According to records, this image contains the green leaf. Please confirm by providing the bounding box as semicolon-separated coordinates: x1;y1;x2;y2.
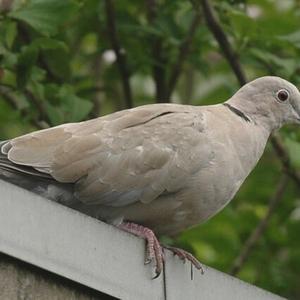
249;48;297;77
32;37;68;51
45;85;92;125
0;69;16;87
278;30;300;49
0;20;17;50
285;138;300;168
0;49;18;69
5;20;17;49
30;66;47;82
228;9;257;39
66;95;93;122
16;44;38;89
45;103;64;125
58;85;93;122
32;37;70;80
42;47;71;80
9;0;79;36
122;24;163;37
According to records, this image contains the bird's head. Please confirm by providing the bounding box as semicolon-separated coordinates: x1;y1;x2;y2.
227;76;300;131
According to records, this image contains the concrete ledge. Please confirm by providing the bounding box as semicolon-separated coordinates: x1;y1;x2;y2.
0;179;285;300
0;253;114;299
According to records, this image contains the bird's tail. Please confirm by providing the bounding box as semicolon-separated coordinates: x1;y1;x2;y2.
0;140;76;206
0;140;51;178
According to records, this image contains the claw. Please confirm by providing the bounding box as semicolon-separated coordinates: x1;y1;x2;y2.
118;222;165;278
117;222;204;279
152;270;161;279
164;246;204;274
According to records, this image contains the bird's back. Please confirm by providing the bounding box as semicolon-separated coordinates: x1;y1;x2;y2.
0;102;270;235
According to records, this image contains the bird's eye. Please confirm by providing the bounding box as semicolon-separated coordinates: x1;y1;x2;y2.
276;89;290;102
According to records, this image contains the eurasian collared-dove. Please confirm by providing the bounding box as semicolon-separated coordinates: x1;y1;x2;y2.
1;76;300;276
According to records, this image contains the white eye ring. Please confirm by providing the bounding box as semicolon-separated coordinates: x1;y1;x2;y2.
276;89;290;102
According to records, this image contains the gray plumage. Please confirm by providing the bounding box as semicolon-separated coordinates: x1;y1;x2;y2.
1;76;300;236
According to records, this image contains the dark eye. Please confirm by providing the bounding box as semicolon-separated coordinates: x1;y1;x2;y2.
276;89;289;102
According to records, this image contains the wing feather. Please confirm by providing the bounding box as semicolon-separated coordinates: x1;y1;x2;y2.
3;104;209;207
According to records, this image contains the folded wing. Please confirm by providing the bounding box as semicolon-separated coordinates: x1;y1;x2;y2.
1;104;210;207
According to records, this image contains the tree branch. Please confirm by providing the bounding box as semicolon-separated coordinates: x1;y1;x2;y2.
24;89;51;126
270;135;300;186
145;0;157;22
0;86;45;129
145;0;168;103
105;0;133;108
88;52;104;119
192;0;300;187
192;0;246;86
191;0;300;275
229;174;289;276
166;14;201;99
153;40;168;102
17;24;62;83
0;85;18;109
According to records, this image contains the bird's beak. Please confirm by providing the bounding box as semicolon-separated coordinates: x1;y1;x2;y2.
291;98;300;124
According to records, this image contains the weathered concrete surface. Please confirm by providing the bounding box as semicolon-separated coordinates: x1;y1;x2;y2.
0;253;115;300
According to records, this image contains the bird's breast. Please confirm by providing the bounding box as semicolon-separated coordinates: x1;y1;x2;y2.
136;116;270;236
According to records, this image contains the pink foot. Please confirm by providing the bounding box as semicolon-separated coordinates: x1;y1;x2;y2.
118;222;204;278
118;222;164;278
164;246;204;274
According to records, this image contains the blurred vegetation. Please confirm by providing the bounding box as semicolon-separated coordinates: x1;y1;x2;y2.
0;0;300;298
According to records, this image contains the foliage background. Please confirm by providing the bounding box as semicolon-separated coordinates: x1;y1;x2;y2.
0;0;300;298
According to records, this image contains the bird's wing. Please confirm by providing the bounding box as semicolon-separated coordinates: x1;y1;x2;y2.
2;104;212;207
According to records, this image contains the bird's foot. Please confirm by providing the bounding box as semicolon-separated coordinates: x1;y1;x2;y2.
164;246;204;274
118;222;164;278
118;222;204;278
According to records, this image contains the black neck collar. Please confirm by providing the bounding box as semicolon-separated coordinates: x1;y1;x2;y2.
223;103;251;123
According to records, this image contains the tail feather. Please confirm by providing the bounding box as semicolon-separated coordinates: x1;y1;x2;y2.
0;140;51;178
0;140;76;206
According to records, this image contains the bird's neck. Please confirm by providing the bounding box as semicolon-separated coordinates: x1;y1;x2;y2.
226;97;281;133
218;101;272;177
